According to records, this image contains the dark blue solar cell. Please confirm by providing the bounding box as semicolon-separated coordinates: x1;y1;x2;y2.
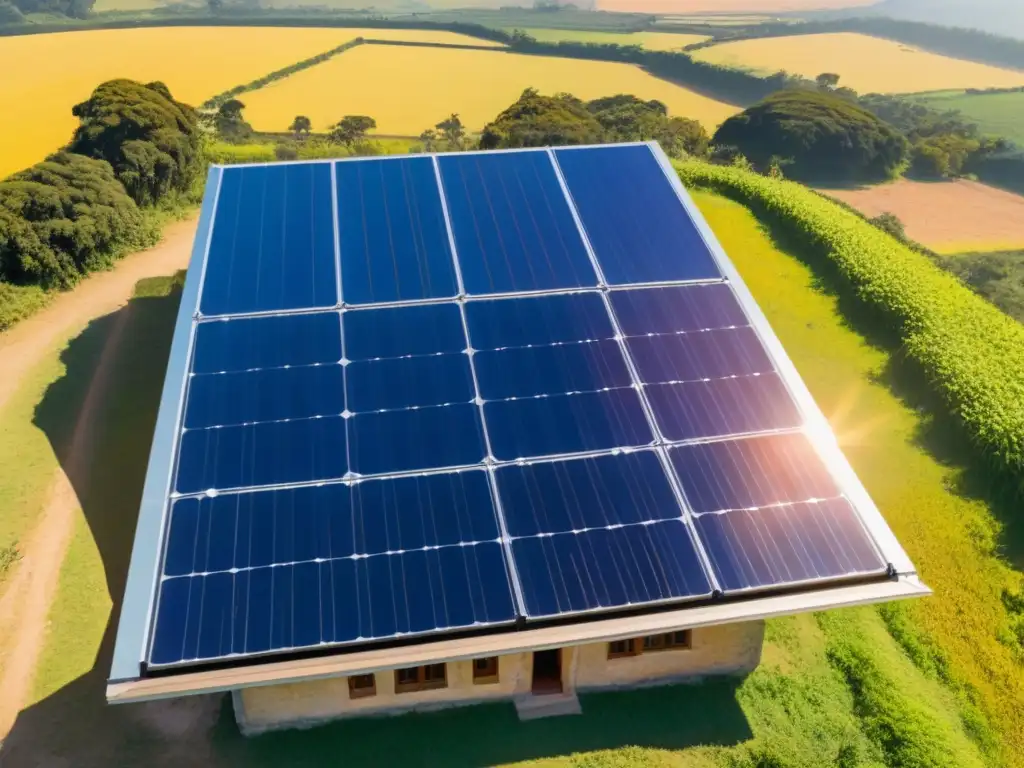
193;313;341;375
610;284;747;336
185;364;344;429
465;293;613;350
176;416;347;493
344;303;466;361
496;452;681;537
336;157;458;304
320;543;516;643
438;151;595;294
670;434;841;514
646;373;802;442
347;353;473;412
554;145;721;285
349;403;486;475
694;498;885;592
511;521;712;618
485;389;653;461
201;163;337;316
474;340;631;400
626;327;774;384
150;572;238;665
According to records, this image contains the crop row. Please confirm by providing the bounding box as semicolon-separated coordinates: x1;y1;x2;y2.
676;160;1024;492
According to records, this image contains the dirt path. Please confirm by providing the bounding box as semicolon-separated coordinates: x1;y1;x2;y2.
0;215;198;739
0;216;200;415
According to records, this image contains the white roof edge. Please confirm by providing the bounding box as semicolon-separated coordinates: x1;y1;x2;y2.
107;575;929;705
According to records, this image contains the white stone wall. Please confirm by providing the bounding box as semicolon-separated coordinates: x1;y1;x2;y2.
235;621;764;734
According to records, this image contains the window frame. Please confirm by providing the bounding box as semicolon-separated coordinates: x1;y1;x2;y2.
472;656;500;685
609;631;693;659
394;663;448;694
347;673;376;699
607;638;641;659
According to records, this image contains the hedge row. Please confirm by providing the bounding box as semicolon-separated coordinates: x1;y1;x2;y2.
676;160;1024;491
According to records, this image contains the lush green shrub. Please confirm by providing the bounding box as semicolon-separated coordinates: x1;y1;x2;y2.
480;88;606;149
0;281;49;332
0;152;156;288
677;160;1024;491
69;79;203;207
713;90;909;182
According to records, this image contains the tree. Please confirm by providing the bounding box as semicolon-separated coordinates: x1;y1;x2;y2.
656;117;710;159
418;129;438;152
289;115;312;138
816;72;841;91
436;114;466;150
69;79;203;206
869;212;908;243
329;115;376;146
712;90;909;182
0;152;152;288
218;99;245;121
587;95;668;142
214;98;253;142
480;89;604;149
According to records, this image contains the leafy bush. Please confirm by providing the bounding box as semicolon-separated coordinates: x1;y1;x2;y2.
0;282;49;332
713;90;909;182
868;212;908;243
69;79;203;207
677;161;1024;491
480;88;605;149
0;152;156;288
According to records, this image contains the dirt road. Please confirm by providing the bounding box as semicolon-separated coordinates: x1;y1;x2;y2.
0;215;199;739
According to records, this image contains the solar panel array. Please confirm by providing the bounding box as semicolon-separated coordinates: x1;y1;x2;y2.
147;143;887;669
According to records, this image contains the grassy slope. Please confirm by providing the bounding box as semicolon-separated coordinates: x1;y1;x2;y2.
909;90;1024;145
1;192;999;768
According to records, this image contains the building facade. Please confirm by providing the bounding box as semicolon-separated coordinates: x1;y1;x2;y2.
233;620;766;735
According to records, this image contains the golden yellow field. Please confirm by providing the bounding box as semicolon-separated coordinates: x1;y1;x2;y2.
514;29;710;50
243;45;741;136
694;33;1024;93
0;27;502;179
598;0;876;10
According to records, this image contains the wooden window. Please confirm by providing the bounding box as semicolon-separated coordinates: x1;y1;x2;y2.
643;630;693;652
607;639;641;659
348;673;376;699
473;656;499;684
394;663;448;694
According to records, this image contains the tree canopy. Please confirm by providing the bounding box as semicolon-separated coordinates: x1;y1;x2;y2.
68;79;203;206
289;115;312;136
0;152;152;288
330;115;376;146
479;89;709;158
713;89;909;182
215;98;254;142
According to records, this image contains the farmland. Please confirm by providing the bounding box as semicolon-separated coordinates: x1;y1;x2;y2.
821;178;1024;253
693;33;1024;93
909;89;1024;145
241;45;741;136
510;29;709;50
0;27;501;179
596;0;877;11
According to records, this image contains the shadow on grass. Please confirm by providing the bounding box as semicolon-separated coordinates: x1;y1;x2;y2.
1;274;753;767
750;212;1024;571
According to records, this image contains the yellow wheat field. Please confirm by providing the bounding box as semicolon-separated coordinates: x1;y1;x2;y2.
0;27;502;179
514;29;710;50
243;45;741;136
694;33;1024;93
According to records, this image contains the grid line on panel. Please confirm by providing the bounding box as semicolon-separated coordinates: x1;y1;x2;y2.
330;162;344;307
338;310;354;480
433;154;529;621
548;146;723;596
644;143;894;573
145;169;225;666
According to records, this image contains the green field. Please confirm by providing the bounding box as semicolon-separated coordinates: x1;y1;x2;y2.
909;89;1024;144
506;28;710;50
3;188;1019;766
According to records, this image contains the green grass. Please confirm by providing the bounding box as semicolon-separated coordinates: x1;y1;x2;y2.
909;90;1024;145
206;137;418;165
0;192;1007;768
0;282;51;333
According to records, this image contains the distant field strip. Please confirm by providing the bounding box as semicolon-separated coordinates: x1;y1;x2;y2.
0;26;502;179
822;179;1024;254
242;44;741;135
909;90;1024;144
693;33;1024;94
510;28;710;50
597;0;876;11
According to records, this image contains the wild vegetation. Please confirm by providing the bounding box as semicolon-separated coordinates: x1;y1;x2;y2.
677;161;1024;490
936;249;1024;326
712;90;909;182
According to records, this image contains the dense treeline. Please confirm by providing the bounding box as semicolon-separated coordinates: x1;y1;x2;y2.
479;89;709;157
0;79;201;322
713;90;909;182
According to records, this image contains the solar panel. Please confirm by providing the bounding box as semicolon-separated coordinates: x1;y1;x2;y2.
131;142;900;673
